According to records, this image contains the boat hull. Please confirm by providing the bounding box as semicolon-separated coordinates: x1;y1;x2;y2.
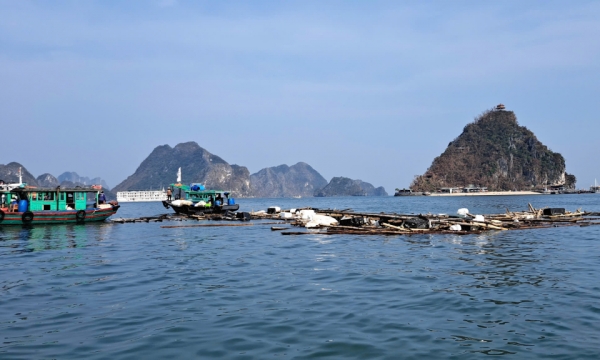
0;206;120;226
162;201;239;215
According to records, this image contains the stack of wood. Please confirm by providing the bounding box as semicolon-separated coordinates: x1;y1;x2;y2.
281;204;600;236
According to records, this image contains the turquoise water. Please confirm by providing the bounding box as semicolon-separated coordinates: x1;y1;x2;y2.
1;195;599;359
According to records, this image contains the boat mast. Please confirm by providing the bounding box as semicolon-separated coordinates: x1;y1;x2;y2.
176;167;182;199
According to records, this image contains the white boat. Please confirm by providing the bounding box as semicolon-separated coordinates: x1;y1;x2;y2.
116;189;167;202
591;179;600;194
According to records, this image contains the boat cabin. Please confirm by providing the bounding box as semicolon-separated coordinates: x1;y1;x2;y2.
394;188;412;195
1;187;101;213
170;183;234;206
549;184;565;192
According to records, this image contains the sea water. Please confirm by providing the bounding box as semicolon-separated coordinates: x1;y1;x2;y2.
1;195;599;359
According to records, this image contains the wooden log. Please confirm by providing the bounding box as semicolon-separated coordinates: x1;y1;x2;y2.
271;227;289;231
161;223;254;229
381;223;411;232
282;231;327;235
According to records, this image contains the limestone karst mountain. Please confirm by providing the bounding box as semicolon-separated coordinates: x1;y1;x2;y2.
57;172;110;190
112;142;252;197
250;162;328;198
36;173;59;187
0;162;38;186
410;108;574;192
315;177;388;197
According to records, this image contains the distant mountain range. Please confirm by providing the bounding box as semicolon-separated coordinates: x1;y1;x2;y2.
112;141;387;197
1;142;388;199
57;172;110;189
0;162;115;199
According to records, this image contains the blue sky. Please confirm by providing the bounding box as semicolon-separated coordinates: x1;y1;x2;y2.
2;1;600;192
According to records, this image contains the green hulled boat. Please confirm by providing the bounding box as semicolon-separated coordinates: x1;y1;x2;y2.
162;182;239;215
0;178;120;226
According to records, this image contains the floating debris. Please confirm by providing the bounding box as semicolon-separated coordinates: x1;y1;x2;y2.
111;203;600;237
277;203;600;235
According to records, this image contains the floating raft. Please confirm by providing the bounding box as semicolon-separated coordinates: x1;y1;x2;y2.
111;204;600;237
280;204;600;236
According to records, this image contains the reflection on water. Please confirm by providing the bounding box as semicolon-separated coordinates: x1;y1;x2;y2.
444;231;557;290
0;223;113;253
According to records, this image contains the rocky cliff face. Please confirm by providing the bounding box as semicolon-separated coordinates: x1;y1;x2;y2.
112;142;252;197
250;162;328;198
36;173;59;187
0;162;38;186
411;109;569;192
315;177;388;197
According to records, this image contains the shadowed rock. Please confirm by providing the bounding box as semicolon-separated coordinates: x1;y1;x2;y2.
315;177;388;197
250;162;328;198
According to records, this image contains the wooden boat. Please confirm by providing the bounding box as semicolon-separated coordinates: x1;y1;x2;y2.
0;178;119;226
162;183;239;215
394;188;430;196
394;188;413;196
160;168;239;215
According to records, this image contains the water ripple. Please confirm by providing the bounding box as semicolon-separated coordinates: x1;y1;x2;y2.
1;197;600;359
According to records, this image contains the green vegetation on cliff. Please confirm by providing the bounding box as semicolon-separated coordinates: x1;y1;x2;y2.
411;109;571;192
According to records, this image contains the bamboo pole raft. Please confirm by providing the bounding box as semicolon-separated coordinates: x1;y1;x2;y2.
278;204;600;236
111;204;600;236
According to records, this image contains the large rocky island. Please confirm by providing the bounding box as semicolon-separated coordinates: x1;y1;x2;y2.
250;162;328;198
315;177;388;197
411;107;575;192
112;142;253;197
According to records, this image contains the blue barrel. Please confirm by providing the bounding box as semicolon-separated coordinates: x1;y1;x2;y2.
228;198;235;205
215;200;222;206
18;199;28;212
191;185;200;191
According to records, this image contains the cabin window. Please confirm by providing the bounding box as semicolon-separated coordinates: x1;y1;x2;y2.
43;204;51;210
42;192;55;201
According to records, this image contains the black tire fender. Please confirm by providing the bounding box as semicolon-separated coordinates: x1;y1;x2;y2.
0;210;5;222
22;211;34;223
76;210;86;222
